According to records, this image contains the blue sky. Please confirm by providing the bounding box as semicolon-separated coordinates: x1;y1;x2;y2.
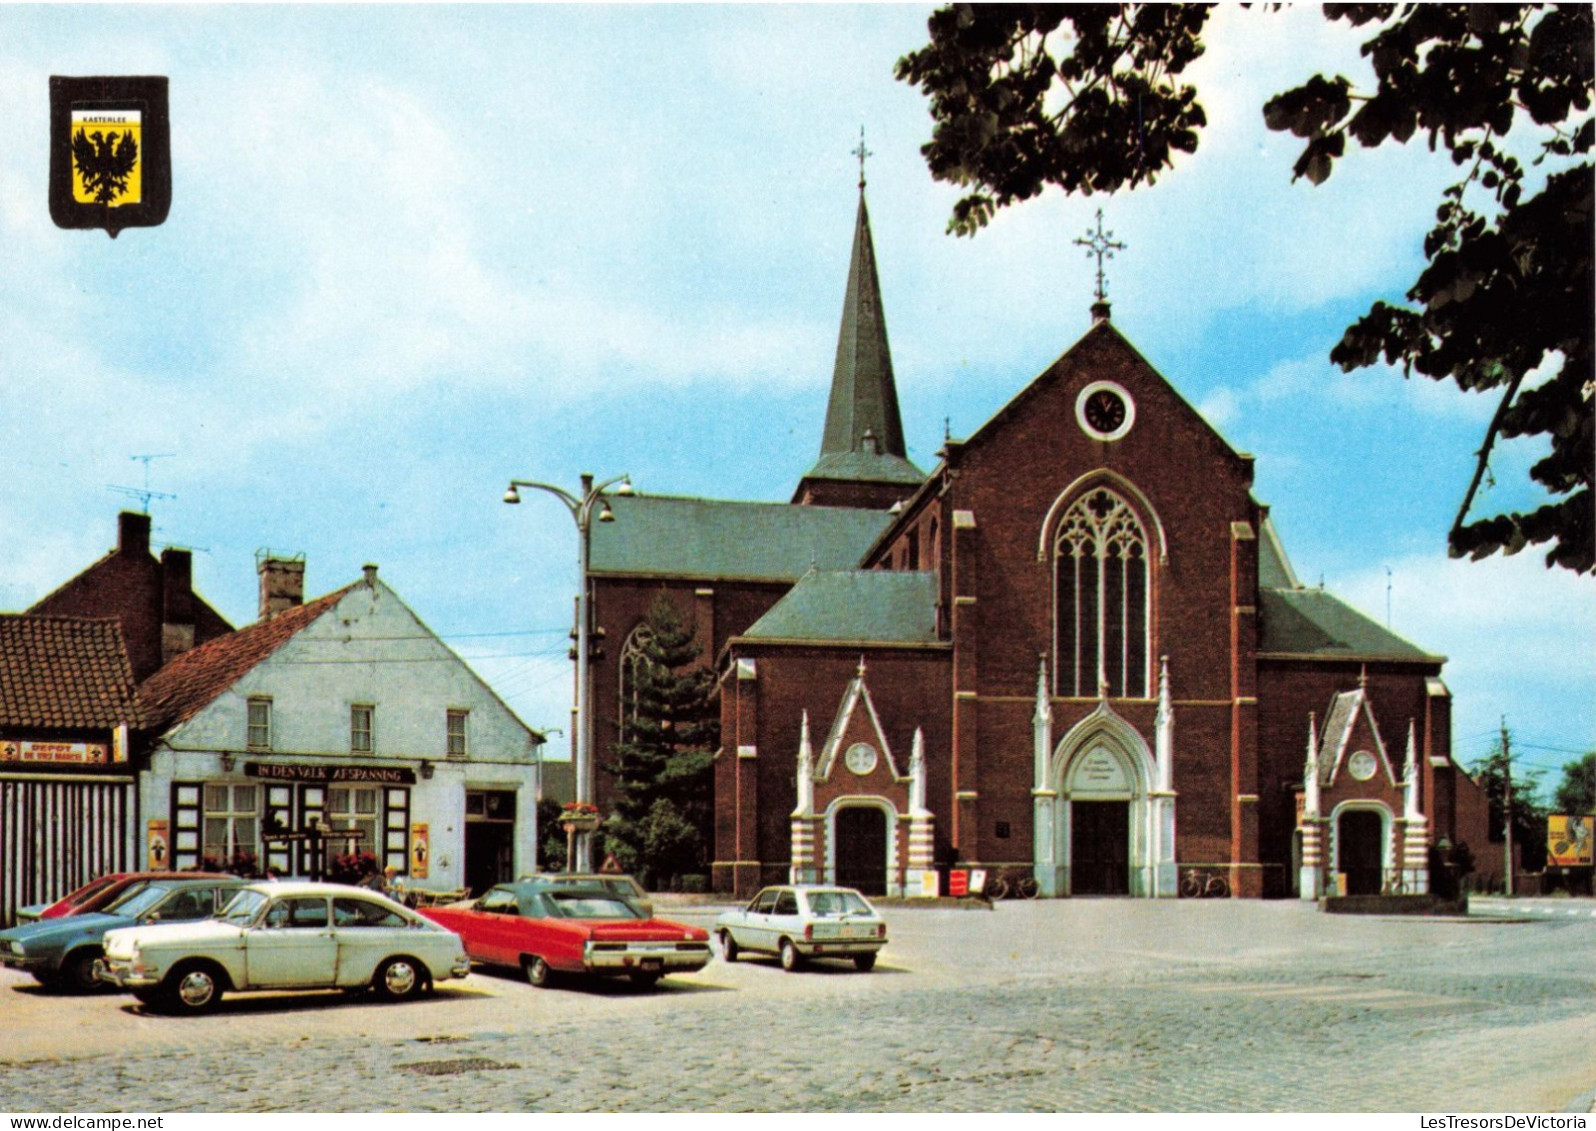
2;6;1590;794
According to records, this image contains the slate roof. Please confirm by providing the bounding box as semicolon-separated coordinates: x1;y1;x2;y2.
1257;587;1443;663
802;450;925;487
1257;515;1301;589
588;495;892;582
139;585;354;730
739;570;942;646
0;615;145;728
798;191;924;491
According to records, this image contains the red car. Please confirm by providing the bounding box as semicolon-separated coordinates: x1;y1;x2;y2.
17;872;229;924
422;880;712;989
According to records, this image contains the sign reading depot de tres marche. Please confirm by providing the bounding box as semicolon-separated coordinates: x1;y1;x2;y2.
244;761;417;786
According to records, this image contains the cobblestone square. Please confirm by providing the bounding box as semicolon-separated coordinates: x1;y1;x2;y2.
1;897;1591;1113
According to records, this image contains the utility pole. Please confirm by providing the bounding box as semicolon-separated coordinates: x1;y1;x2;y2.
1501;716;1515;896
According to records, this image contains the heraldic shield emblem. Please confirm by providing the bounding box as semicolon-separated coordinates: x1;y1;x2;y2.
49;75;171;237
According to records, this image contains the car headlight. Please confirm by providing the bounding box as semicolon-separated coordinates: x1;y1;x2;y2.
8;940;24;956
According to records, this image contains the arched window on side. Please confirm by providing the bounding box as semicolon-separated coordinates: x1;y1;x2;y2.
1055;486;1151;699
618;624;657;743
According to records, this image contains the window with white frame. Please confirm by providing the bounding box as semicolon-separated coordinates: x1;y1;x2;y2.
351;704;374;753
203;784;259;864
1055;486;1151;699
246;697;272;750
327;786;380;857
447;709;468;758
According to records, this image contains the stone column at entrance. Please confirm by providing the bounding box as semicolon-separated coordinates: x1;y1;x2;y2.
1031;657;1060;896
789;713;820;884
1298;712;1324;899
1400;721;1430;894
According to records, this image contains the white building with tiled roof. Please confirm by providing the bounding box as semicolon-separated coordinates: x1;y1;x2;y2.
138;561;544;896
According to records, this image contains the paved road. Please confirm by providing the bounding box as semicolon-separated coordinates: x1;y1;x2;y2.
1;898;1591;1113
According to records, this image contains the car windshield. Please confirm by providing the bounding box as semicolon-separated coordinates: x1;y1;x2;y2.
545;893;641;920
103;882;173;917
218;889;268;925
805;890;872;917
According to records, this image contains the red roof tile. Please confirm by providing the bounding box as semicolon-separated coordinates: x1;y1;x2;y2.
139;586;355;730
0;616;146;729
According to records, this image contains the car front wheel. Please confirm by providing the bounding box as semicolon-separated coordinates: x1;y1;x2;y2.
778;938;803;972
521;955;551;988
162;961;224;1014
373;956;426;1002
61;949;104;993
719;931;738;962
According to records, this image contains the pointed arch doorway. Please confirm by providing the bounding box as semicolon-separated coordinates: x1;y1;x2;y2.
1045;709;1159;897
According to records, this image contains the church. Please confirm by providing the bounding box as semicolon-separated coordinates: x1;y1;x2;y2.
578;180;1492;901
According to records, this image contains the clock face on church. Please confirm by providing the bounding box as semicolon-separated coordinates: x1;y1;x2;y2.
1076;381;1135;442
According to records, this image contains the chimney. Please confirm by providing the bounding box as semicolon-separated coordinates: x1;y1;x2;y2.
118;511;151;556
160;548;196;662
257;553;306;620
362;563;379;588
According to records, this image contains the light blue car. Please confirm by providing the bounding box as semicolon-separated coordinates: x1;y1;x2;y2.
0;877;246;992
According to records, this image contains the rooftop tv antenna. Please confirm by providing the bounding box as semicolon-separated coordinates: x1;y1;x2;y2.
107;453;176;514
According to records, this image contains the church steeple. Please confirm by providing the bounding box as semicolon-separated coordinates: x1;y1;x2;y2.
794;146;924;509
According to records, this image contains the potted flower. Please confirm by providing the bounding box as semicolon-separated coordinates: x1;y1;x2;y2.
557;801;601;834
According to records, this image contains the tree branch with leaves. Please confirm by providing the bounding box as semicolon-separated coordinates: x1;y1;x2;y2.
897;3;1593;573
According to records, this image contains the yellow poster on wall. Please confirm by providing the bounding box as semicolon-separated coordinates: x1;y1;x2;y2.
410;822;429;879
147;819;170;870
1547;815;1593;867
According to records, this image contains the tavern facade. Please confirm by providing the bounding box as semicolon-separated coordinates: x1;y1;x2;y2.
1;519;544;923
578;185;1493;900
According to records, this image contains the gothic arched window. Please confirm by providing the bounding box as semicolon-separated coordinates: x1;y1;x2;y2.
618;624;657;743
1055;486;1151;699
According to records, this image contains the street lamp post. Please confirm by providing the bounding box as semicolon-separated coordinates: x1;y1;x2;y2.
503;472;632;873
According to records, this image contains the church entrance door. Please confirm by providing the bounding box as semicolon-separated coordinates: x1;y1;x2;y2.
1338;810;1384;896
1071;801;1130;895
834;807;888;895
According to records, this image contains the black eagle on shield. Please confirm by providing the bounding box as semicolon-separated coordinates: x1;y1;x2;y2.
72;126;138;205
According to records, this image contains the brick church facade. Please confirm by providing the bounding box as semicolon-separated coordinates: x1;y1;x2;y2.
579;187;1492;900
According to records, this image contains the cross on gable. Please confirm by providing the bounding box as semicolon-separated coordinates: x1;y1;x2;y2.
1074;208;1126;304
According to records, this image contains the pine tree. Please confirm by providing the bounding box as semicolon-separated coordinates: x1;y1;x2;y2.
601;595;718;889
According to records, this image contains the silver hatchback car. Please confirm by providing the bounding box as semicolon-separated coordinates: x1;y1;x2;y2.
714;885;887;972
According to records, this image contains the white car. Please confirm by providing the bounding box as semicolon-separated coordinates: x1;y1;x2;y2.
97;881;470;1014
714;885;887;972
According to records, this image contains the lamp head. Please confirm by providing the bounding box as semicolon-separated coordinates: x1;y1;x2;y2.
597;501;616;523
502;484;521;505
615;478;635;497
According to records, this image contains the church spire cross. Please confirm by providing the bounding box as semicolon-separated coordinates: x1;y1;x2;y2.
852;126;873;191
1074;208;1126;306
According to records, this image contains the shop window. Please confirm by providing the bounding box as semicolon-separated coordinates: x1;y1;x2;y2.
203;784;258;866
447;709;468;758
247;697;272;750
327;785;380;857
351;704;374;753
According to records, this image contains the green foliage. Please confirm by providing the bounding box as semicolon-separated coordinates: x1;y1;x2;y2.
601;595;719;889
1469;741;1547;869
536;797;568;872
897;3;1593;573
1552;751;1596;814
